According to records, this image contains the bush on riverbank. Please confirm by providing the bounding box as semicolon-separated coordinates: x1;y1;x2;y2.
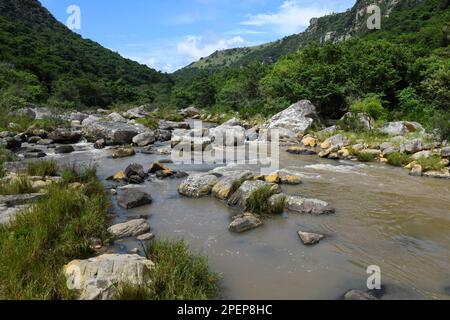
115;240;220;300
356;152;376;163
0;169;111;299
416;155;446;171
387;152;412;167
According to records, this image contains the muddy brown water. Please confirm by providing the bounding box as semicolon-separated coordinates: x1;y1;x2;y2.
38;141;450;300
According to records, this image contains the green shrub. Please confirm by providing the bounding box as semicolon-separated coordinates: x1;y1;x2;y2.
387;152;412;167
136;117;158;130
245;186;285;215
115;240;220;300
0;173;110;299
349;94;387;121
356;152;376;162
416;155;445;171
60;164;97;184
27;160;58;177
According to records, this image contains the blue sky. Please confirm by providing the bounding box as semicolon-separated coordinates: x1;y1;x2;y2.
40;0;355;72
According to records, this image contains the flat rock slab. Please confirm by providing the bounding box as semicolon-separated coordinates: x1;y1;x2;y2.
118;190;152;209
108;219;150;239
0;193;45;207
64;253;154;300
178;174;220;198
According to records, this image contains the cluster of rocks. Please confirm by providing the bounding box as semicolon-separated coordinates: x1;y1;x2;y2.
108;162;188;186
177;168;333;245
286;120;450;180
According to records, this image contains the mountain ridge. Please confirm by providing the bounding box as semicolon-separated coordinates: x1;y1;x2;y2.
176;0;407;74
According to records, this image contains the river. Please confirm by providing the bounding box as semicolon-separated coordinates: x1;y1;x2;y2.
43;139;450;300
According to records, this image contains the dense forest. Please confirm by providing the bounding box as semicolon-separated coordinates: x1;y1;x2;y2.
0;0;172;110
172;0;450;137
0;0;449;138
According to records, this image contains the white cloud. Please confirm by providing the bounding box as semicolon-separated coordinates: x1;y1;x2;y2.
241;0;328;34
177;35;246;60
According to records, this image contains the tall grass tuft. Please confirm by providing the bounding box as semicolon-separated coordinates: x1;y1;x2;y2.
27;160;58;177
0;176;34;195
245;186;285;215
416;155;445;171
114;240;220;300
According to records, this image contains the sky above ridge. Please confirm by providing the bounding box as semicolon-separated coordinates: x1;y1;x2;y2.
40;0;355;73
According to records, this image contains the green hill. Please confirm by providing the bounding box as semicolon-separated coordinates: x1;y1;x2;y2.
0;0;172;109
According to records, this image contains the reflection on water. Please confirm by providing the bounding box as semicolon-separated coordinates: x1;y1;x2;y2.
49;141;450;300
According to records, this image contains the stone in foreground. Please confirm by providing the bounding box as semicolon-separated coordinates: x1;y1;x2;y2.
64;254;154;300
108;219;150;239
229;213;263;233
298;231;325;245
118;190;152;209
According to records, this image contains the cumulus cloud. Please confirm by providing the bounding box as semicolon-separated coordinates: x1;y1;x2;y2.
177;35;246;60
241;0;328;34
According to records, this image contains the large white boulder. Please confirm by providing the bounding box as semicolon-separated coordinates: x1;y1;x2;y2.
64;254;154;300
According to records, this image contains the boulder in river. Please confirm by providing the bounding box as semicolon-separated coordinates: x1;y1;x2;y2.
211;171;254;200
229;213;263;233
320;134;349;150
287;145;317;155
263;100;317;137
132;132;156;147
298;231;325;245
55;145;75;154
111;147;135;159
123;106;150;119
125;163;147;180
285;196;335;215
82;117;146;145
180;107;200;118
178;174;220;198
64;253;154;300
118;190;152;209
401;139;423;154
380;121;425;136
209;125;246;147
108;219;151;239
48;129;82;144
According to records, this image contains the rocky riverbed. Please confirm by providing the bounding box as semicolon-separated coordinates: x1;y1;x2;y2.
1;102;450;300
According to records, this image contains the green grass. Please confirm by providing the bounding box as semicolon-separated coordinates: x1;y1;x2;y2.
27;160;58;177
136;117;159;130
245;186;285;215
0;172;111;299
115;240;220;300
387;152;412;167
356;152;376;163
60;164;98;185
416;155;445;172
0;176;34;195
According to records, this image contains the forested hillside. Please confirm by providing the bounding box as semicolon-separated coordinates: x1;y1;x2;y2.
171;0;449;138
0;0;172;110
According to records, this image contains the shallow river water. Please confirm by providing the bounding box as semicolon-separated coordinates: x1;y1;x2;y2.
45;140;450;300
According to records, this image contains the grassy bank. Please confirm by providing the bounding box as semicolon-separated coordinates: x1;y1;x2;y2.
0;162;220;300
0;167;111;299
